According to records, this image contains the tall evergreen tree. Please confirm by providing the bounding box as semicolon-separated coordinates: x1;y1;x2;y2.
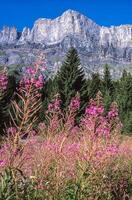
117;72;132;114
116;71;132;134
88;73;102;99
101;64;115;112
56;47;86;109
102;64;114;95
79;78;90;114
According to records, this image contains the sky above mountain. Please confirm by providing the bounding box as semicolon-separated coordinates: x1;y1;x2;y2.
0;0;131;31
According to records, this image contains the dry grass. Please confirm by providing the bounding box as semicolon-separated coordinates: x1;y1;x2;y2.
121;135;132;151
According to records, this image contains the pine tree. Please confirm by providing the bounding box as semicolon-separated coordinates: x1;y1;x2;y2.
56;47;86;110
88;72;102;99
117;72;132;114
76;78;90;118
101;64;115;112
103;64;114;95
116;71;132;134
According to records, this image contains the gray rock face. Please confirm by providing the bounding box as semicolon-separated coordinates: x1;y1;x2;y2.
30;10;100;45
0;26;17;44
0;9;132;78
17;27;31;44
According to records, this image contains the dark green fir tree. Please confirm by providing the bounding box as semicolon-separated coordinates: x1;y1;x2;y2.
102;64;115;112
102;64;114;95
88;72;102;99
56;47;86;110
116;71;132;134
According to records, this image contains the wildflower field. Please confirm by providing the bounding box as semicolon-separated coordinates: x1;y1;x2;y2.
0;54;132;200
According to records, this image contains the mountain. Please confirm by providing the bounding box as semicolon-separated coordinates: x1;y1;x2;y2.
0;9;132;78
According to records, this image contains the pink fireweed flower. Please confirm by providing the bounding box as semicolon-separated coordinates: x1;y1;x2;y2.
54;98;61;110
85;105;98;115
85;105;104;116
81;99;120;139
48;103;54;111
0;73;8;91
97;106;104;114
106;144;119;155
108;102;119;119
0;160;6;168
19;75;44;90
25;67;36;75
6;127;17;136
35;80;43;89
19;78;30;90
69;96;80;111
48;97;61;112
108;110;118;119
35;75;44;89
96;126;110;137
19;64;45;91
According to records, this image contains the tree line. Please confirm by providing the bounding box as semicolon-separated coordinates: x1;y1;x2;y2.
0;47;132;135
41;48;132;134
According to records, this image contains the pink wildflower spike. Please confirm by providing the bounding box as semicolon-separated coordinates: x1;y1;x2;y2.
96;126;110;137
35;80;43;89
35;74;44;89
69;95;80;111
0;71;8;92
48;103;53;112
106;144;119;155
25;67;36;75
0;160;6;168
19;63;45;91
108;102;119;119
97;106;104;114
47;95;61;113
6;127;17;136
54;98;61;110
85;105;104;116
85;105;98;116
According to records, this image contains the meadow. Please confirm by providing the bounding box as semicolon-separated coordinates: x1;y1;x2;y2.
0;54;132;200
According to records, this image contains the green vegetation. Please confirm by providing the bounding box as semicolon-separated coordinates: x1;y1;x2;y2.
41;48;132;134
0;52;132;199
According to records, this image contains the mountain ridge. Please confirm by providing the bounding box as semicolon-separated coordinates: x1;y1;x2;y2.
0;9;132;78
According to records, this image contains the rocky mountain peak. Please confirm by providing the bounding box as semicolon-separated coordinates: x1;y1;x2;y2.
0;10;132;78
0;26;17;44
30;9;100;44
61;9;96;25
18;27;31;44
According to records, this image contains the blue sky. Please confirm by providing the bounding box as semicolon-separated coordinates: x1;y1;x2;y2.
0;0;131;31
